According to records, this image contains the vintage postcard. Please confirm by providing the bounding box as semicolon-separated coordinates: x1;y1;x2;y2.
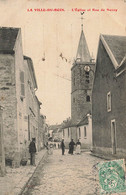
0;0;126;194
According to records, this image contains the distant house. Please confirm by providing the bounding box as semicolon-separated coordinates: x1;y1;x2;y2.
48;124;62;141
62;115;92;149
62;119;73;148
77;114;92;149
92;34;126;158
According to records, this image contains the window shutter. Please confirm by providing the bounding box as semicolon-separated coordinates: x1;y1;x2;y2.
20;71;24;83
20;71;25;97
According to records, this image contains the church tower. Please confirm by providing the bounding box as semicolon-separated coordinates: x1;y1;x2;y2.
71;24;95;135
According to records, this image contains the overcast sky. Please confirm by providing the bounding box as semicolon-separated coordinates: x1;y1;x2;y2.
0;0;126;125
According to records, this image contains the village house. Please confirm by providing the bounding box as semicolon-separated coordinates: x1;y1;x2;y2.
48;124;62;142
62;114;92;149
92;34;126;158
76;113;92;149
0;27;45;167
62;118;73;148
70;24;95;148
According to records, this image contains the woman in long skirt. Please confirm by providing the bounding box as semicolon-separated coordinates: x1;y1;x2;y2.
76;139;81;154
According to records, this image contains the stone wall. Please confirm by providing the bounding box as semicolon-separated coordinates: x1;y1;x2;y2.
0;54;18;161
0;28;44;165
71;63;95;124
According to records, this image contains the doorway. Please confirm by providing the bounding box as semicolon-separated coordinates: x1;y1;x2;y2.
111;120;116;154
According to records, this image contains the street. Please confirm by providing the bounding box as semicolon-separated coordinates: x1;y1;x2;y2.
22;149;103;195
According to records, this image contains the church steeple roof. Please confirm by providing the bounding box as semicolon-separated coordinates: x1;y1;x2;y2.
76;29;91;63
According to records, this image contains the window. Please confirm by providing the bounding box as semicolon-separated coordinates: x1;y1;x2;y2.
79;128;81;138
84;127;87;137
68;128;70;137
85;71;89;83
20;71;25;97
107;92;111;112
86;95;90;102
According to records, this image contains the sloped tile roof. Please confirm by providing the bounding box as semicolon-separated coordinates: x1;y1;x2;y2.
76;30;91;63
48;124;62;130
62;119;75;128
77;116;88;126
0;27;19;52
102;35;126;66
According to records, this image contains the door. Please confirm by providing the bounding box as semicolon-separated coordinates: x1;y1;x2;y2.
111;120;116;154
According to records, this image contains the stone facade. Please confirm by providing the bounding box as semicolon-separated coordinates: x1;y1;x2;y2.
92;35;126;158
0;53;18;163
71;62;95;123
0;27;45;166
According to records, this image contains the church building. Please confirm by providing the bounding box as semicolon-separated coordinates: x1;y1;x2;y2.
71;24;95;148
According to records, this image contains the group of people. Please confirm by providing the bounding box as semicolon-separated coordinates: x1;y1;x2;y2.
28;138;81;166
61;139;81;155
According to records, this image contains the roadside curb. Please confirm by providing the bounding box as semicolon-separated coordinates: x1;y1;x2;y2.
19;150;48;195
90;152;117;161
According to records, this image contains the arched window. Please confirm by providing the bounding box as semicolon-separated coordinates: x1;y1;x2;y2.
86;95;90;102
84;127;87;137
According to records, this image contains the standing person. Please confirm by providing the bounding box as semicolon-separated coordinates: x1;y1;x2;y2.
76;139;81;154
29;138;36;166
61;139;65;155
69;139;75;155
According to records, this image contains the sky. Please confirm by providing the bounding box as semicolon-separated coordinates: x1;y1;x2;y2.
0;0;126;125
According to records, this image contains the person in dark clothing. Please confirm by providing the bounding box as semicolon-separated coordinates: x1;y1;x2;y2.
69;139;75;155
61;139;65;155
29;138;36;166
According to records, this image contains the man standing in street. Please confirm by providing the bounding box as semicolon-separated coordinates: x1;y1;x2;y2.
61;139;65;155
29;138;36;166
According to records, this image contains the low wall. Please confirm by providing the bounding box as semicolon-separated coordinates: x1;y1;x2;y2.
92;146;126;159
